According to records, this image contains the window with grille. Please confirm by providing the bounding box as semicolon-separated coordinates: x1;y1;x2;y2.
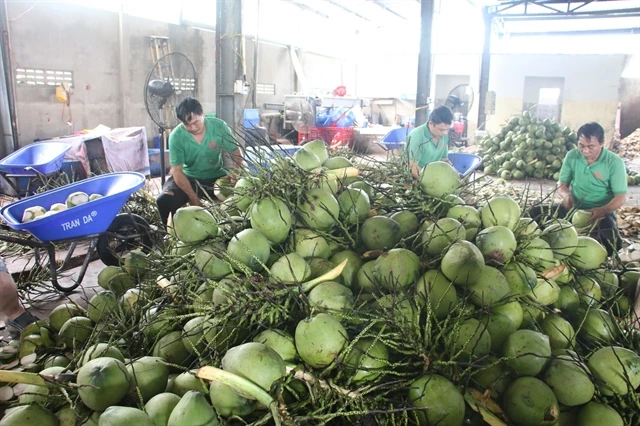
256;83;276;95
15;68;74;87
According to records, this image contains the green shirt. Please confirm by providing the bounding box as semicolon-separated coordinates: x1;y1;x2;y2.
558;148;627;209
406;124;449;168
169;116;238;180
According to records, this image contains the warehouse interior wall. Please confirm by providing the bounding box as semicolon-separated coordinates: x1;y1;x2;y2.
486;54;627;143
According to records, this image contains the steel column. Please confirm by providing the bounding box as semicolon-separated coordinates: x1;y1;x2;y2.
477;8;492;131
0;0;18;154
415;0;434;127
216;0;244;137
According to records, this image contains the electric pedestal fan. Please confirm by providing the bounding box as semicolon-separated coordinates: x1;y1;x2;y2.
144;52;198;185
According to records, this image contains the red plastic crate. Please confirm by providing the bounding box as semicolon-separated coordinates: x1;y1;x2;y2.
298;126;354;149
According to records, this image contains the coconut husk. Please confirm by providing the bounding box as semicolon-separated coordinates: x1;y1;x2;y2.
614;128;640;159
617;206;640;241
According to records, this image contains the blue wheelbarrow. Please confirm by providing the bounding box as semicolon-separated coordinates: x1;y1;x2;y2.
448;153;483;178
0;172;152;293
379;127;414;151
0;142;72;198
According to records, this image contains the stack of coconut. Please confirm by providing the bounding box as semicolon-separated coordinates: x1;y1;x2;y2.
0;140;639;426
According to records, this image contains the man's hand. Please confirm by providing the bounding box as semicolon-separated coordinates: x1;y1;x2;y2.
188;196;202;207
560;193;574;209
585;206;607;223
441;158;452;165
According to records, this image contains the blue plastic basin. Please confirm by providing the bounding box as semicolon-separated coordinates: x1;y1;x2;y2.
1;172;146;242
381;127;415;150
448;153;483;178
0;142;71;175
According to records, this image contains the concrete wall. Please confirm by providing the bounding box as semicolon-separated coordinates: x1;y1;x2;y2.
486;54;626;142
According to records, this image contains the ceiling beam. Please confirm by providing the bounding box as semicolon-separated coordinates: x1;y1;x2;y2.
321;0;373;22
289;1;329;19
369;0;408;20
509;27;640;36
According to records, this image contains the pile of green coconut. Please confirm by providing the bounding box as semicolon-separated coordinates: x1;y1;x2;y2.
0;139;639;426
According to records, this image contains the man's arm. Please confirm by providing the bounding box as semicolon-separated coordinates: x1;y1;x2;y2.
171;165;201;207
557;182;574;209
586;193;626;222
409;160;421;179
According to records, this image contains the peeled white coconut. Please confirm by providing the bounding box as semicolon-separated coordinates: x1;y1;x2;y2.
66;191;90;208
36;211;56;220
89;193;103;201
22;206;47;223
50;203;67;213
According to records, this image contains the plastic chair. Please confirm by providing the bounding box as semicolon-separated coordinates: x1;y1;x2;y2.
380;127;412;150
448;153;483;178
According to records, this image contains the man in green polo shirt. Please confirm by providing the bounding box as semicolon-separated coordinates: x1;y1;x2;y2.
530;122;627;255
156;97;243;227
406;106;453;179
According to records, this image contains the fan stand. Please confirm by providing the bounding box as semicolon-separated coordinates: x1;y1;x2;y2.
159;126;167;186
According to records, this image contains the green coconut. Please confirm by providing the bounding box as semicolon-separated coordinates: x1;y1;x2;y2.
347;180;374;200
270;252;311;284
126;356;170;403
329;250;363;288
354;260;377;293
294;148;322;171
521;238;556;271
194;244;232;279
503;377;560;426
297;188;340;231
421;217;466;255
515;217;540;237
77;357;130;411
577;309;617;345
521;302;547;330
415;270;459;320
473;356;513;398
587;345;640;396
18;366;64;404
481;314;517;353
172;206;218;243
145;393;181;426
481;195;521;230
308;257;342;282
541;314;575;350
87;290;119;323
570;236;607;270
167;390;218;426
250;197;292;243
324;156;353;169
408;374;465;426
233;177;256;212
501;262;536;296
0;404;58;426
441;240;485;286
476;225;517;264
97;265;125;290
446;205;481;235
542;222;579;259
492;301;524;329
295;313;348;369
123;249;150;277
120;288;145;317
502;329;551;376
390;210;420;239
49;303;85;331
253;329;297;362
80;343;125;366
302;139;328;164
574;276;602;306
553;286;581;314
182;316;211;355
344;338;389;385
577;402;624;426
107;272;136;296
289;228;332;260
209;381;258;418
594;269;619;298
99;406;154;426
529;278;560;306
308;281;354;314
359;216;401;250
419;161;461;198
372;248;420;290
58;316;93;349
171;371;208;396
571;209;593;229
152;331;191;366
467;265;511;307
222;342;286;394
337;188;370;225
543;356;595;407
448;318;491;361
227;228;271;272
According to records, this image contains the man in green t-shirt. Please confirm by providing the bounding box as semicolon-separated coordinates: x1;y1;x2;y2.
156;97;243;227
406;106;453;179
530;122;627;255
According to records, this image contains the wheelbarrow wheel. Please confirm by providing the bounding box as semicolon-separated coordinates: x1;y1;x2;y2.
97;213;153;267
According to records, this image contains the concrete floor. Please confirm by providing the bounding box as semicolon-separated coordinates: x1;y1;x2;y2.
2;161;640;330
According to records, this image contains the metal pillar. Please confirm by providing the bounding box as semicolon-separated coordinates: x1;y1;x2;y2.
216;0;244;137
477;8;492;131
415;0;434;127
252;0;260;109
0;0;18;155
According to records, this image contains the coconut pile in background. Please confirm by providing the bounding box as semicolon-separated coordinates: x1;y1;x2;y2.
612;129;640;160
